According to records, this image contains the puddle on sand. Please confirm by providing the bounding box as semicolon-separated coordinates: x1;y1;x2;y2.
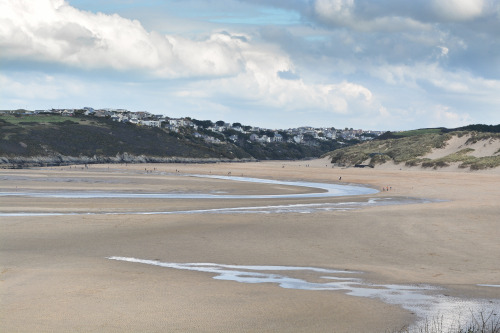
108;257;500;331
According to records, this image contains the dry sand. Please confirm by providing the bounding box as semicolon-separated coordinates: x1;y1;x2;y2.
424;133;500;159
1;160;499;332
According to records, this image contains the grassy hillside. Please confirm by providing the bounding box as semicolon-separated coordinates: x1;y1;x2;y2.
0;114;342;166
0;114;250;162
323;128;500;170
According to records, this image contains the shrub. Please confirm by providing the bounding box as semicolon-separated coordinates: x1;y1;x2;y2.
395;310;500;333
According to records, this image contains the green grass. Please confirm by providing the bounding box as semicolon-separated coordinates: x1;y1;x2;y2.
392;128;445;137
419;148;476;169
461;155;500;170
415;148;500;170
465;132;500;145
0;114;86;125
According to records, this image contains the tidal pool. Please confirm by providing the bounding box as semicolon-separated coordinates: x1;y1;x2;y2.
108;256;500;331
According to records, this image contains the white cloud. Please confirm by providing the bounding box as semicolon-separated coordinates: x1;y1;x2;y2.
0;73;84;101
378;106;390;118
314;0;355;25
0;0;247;78
0;0;379;123
312;0;432;32
2;0;498;130
431;0;485;21
201;55;375;115
429;105;472;128
371;62;500;96
437;46;449;57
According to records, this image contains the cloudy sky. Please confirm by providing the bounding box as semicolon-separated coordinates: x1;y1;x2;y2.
1;0;499;130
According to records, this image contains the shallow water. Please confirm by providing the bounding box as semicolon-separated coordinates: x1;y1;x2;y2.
108;256;500;331
0;197;433;217
1;175;420;217
0;174;378;199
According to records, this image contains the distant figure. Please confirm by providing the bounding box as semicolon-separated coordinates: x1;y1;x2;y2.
339;176;342;181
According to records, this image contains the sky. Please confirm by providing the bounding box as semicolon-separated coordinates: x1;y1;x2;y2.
1;0;500;130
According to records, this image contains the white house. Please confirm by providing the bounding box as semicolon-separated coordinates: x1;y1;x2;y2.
272;133;283;142
293;135;304;143
141;120;162;128
259;135;271;143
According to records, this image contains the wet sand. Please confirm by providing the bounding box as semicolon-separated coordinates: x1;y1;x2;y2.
1;160;499;332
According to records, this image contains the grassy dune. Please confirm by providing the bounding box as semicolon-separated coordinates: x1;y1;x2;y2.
323;130;500;170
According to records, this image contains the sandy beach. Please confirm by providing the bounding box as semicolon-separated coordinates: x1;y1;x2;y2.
1;159;499;332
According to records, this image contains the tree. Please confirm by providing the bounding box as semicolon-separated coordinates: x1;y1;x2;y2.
216;120;226;126
192;119;213;128
232;122;242;128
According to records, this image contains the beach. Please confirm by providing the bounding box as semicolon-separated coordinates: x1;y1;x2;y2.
1;160;499;332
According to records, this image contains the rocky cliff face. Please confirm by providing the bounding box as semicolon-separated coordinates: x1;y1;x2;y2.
0;153;256;168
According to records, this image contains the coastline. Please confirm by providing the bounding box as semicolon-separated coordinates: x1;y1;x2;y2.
1;159;499;332
0;154;257;169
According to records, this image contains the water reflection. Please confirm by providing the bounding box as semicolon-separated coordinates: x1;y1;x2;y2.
108;257;500;331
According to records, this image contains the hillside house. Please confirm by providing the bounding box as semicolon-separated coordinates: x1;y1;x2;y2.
293;134;304;144
272;133;283;142
141;120;162;128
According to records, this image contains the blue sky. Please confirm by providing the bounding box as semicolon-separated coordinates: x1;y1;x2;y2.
1;0;499;130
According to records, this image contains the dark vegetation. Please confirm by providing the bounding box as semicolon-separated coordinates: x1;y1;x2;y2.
0;115;249;165
184;120;343;160
0;114;345;167
4;113;498;170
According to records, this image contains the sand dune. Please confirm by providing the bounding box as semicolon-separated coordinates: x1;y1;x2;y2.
424;134;500;159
